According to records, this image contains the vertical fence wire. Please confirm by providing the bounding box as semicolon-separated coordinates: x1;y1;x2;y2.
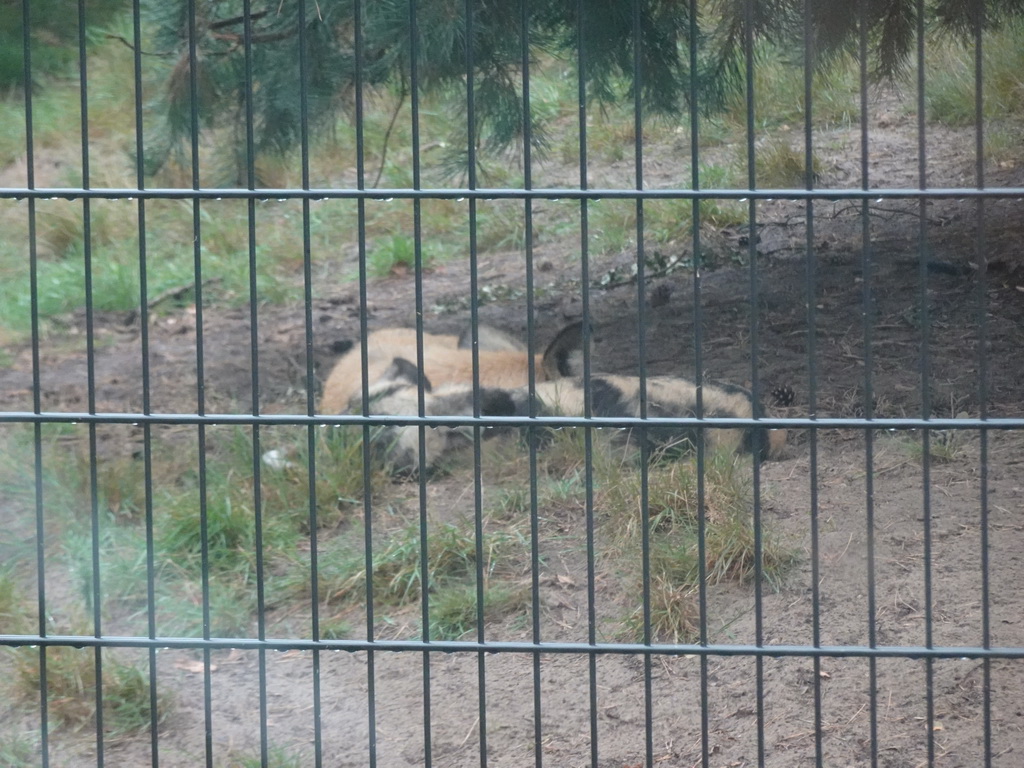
127;0;160;763
405;0;436;764
573;4;600;767
21;0;49;763
685;2;711;766
236;6;271;760
972;13;993;768
801;4;824;766
740;2;767;765
460;3;491;765
518;4;547;766
857;2;880;766
73;0;108;762
295;1;325;764
349;2;379;766
912;3;938;764
629;2;656;767
185;0;215;754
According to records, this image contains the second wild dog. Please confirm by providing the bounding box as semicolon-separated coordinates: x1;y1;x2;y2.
356;360;786;474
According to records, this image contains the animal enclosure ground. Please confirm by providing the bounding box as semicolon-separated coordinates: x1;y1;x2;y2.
1;104;1024;766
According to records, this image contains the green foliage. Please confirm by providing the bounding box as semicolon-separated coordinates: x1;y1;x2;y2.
0;0;126;89
624;573;699;644
258;424;381;531
140;0;714;179
155;428;301;575
138;0;1024;179
317;615;352;640
0;197;298;336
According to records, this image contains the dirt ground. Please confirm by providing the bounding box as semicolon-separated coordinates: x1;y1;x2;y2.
2;104;1024;766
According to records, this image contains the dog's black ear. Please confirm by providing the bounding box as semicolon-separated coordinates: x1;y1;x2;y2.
383;357;433;392
541;320;589;378
478;389;517;417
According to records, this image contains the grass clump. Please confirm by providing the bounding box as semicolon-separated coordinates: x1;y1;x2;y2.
11;646;170;738
232;744;309;768
343;521;522;605
528;428;796;643
0;567;34;636
721;43;861;132
0;732;38;768
625;573;700;644
307;515;530;640
259;424;383;530
157;425;373;575
927;22;1024;127
619;454;794;641
754;138;822;188
892;428;967;465
428;581;531;640
3;421;387;639
367;234;438;278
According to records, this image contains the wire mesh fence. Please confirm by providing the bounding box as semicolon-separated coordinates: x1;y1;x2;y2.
1;0;1023;766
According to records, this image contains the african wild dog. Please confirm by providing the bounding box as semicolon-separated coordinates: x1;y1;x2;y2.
508;375;787;462
348;358;518;474
319;321;586;415
357;359;787;474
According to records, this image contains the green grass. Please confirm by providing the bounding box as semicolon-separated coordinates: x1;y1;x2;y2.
889;428;967;465
10;646;170;738
753;138;822;189
721;45;862;133
332;520;526;606
280;513;530;640
0;732;38;768
231;744;309;768
926;22;1024;127
259;424;384;528
925;22;1024;169
0;567;33;636
428;581;531;640
0;420;385;639
501;428;797;643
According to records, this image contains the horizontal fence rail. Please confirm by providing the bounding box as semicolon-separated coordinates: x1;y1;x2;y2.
2;186;1024;201
3;410;1024;431
4;635;1024;661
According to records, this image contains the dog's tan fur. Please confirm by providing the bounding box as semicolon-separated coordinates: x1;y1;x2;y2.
319;322;585;414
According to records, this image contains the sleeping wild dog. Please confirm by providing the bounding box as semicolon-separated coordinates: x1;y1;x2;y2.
319;322;585;415
357;358;787;474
